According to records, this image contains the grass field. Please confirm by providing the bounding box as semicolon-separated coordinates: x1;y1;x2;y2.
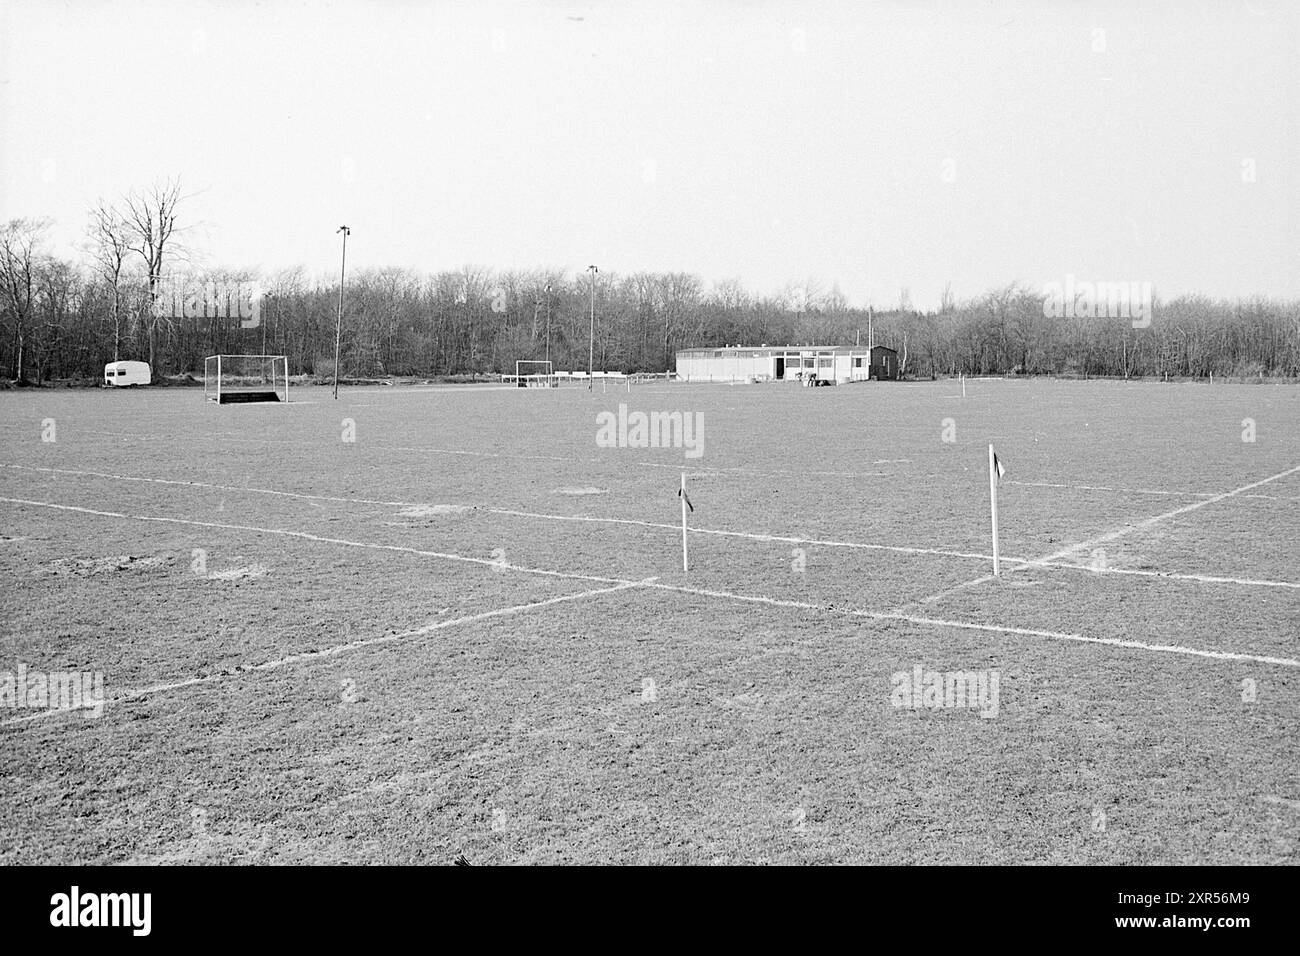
1;378;1297;865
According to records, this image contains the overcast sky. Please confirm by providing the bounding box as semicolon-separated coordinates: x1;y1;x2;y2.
1;0;1295;310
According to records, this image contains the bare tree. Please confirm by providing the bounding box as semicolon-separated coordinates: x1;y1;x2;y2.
659;272;702;364
0;219;49;382
88;201;132;361
33;258;80;383
122;177;186;369
940;282;955;313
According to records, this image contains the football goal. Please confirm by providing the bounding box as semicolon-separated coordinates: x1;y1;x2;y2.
204;355;290;403
504;359;557;388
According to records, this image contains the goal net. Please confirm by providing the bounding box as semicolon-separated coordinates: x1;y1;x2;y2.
505;359;556;388
204;354;290;403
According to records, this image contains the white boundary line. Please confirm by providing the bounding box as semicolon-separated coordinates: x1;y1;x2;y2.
0;495;633;586
492;507;992;563
1007;480;1300;503
1035;463;1300;563
78;428;1300;496
4;464;1297;590
643;580;1300;668
0;464;1009;564
0;576;657;727
1008;560;1300;590
898;462;1300;610
3;495;1296;672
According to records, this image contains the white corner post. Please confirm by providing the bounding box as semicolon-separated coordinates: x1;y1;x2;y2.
334;225;350;400
680;471;689;574
988;443;1000;576
216;355;222;403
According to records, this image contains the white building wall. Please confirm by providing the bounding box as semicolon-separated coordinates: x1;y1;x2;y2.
678;349;865;382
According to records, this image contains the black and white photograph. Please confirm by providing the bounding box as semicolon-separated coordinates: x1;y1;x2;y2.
0;0;1295;917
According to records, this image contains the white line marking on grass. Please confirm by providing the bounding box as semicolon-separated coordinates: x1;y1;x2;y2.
863;611;1300;668
899;463;1300;609
1260;795;1300;812
1037;463;1300;563
0;465;987;564
1009;481;1207;498
3;496;1294;686
0;464;418;507
491;508;990;563
1007;480;1300;502
903;572;1000;607
7;464;1299;590
635;581;1300;669
0;496;635;588
1024;561;1300;590
0;577;656;727
905;556;1300;596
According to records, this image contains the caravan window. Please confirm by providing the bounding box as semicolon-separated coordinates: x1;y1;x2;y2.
117;369;126;376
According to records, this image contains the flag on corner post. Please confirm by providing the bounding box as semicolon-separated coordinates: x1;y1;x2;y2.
678;473;692;574
988;444;1004;576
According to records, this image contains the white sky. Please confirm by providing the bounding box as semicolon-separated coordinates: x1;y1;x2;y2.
1;0;1296;310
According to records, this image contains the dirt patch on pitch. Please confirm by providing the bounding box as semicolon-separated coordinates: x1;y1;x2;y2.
34;554;176;577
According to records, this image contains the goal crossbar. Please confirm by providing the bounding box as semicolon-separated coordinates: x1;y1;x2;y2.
505;359;557;388
205;354;290;404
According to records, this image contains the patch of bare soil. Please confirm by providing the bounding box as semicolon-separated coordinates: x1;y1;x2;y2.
34;554;176;577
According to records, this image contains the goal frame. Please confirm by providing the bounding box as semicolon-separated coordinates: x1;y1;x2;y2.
511;359;556;388
204;354;290;403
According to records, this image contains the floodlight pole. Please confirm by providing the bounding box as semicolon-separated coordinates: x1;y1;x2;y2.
544;282;552;364
333;225;351;400
587;265;598;390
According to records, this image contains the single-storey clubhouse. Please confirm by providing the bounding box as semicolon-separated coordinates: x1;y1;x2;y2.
675;345;898;383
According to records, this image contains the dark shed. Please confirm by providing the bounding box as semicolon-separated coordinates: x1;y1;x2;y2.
869;345;899;380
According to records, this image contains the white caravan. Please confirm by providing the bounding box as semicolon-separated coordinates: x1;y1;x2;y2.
104;361;152;386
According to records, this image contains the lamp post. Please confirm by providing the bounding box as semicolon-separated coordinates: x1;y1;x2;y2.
587;265;598;390
544;282;552;365
260;292;270;384
333;225;350;400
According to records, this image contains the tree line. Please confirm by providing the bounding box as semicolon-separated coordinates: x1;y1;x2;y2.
3;184;1298;384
